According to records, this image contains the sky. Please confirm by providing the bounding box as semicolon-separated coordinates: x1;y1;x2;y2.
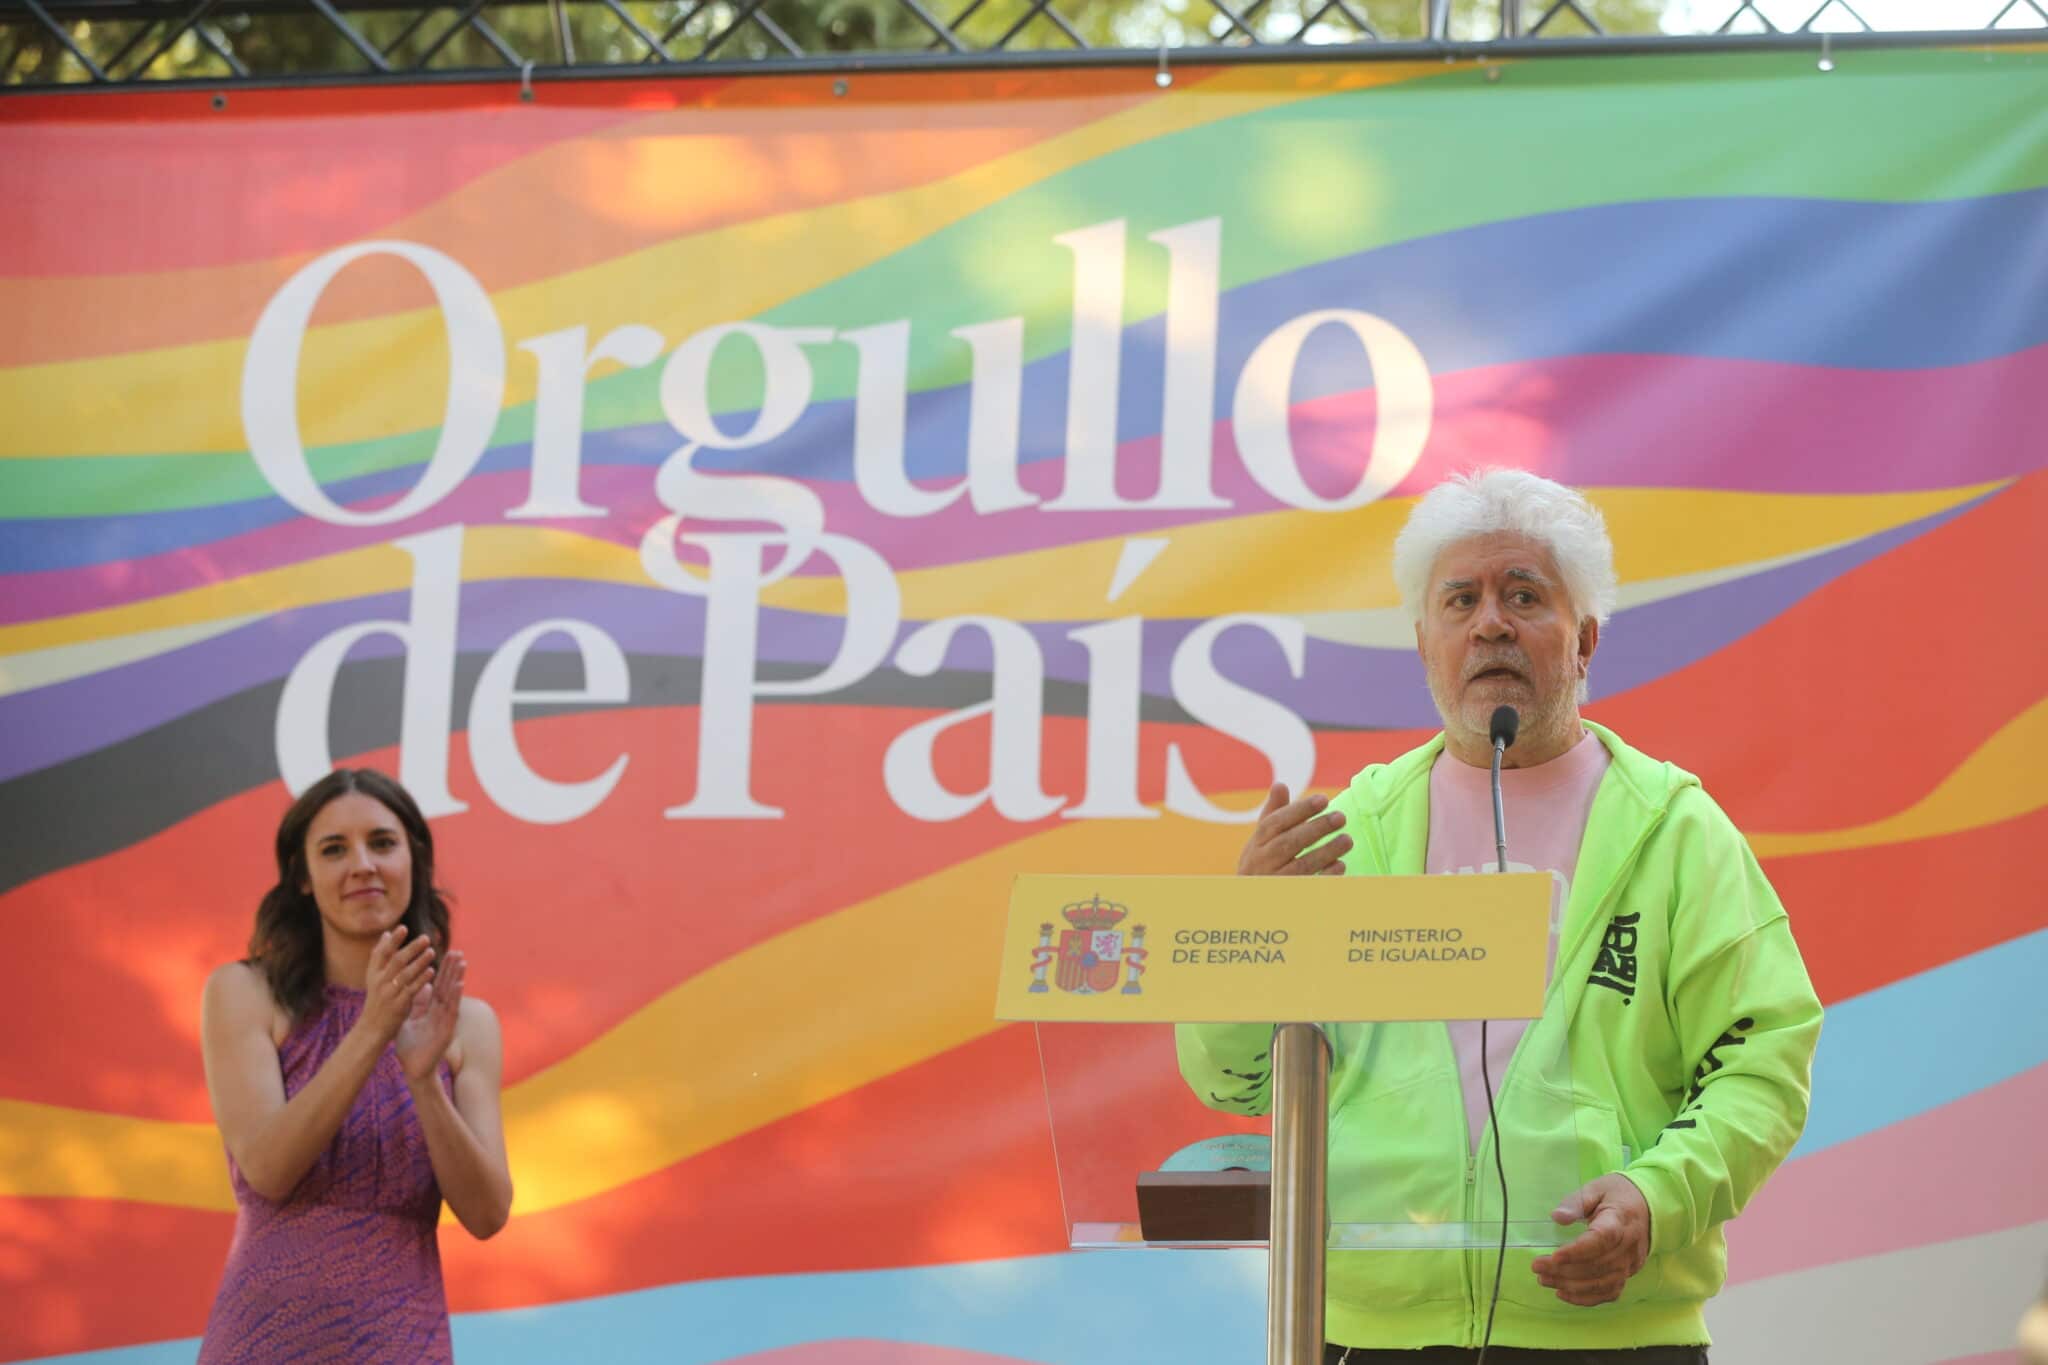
1664;0;2044;30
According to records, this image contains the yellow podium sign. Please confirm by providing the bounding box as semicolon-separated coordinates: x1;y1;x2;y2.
996;873;1551;1024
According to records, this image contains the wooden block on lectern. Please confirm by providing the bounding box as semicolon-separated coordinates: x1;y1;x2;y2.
1136;1171;1270;1242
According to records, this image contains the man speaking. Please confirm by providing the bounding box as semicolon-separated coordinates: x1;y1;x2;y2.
1178;469;1822;1362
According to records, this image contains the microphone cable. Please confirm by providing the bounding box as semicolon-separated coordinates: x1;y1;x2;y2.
1476;705;1519;1365
1475;1023;1507;1364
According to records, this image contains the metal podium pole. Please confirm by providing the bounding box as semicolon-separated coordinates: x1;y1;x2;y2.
1268;1021;1330;1365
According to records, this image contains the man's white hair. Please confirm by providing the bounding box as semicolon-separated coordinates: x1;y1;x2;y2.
1392;468;1616;627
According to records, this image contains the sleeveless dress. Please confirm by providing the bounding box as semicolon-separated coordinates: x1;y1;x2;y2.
199;983;455;1364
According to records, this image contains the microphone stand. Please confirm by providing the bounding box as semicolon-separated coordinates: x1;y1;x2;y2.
1478;706;1519;1363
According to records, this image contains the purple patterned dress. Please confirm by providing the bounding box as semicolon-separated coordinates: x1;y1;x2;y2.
199;983;455;1364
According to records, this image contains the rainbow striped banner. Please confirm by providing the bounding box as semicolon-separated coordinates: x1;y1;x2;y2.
1;45;2044;1364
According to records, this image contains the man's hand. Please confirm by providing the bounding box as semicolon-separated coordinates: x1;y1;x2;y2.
1238;784;1350;876
1530;1174;1652;1307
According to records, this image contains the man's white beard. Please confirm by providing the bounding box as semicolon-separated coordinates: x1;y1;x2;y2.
1427;655;1581;759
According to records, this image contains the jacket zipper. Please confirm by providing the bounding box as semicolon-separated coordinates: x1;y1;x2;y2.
1465;1147;1481;1345
1451;1027;1483;1348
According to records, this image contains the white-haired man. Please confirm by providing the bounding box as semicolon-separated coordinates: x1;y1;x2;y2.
1178;469;1823;1362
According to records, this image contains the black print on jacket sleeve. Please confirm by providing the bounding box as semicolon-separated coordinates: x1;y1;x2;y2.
1682;1016;1757;1107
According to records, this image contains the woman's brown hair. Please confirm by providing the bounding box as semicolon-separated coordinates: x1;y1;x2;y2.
248;768;452;1021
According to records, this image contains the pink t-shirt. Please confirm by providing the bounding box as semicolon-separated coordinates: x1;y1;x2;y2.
1426;729;1611;1149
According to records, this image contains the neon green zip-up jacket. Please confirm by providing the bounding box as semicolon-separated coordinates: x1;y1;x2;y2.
1176;722;1823;1349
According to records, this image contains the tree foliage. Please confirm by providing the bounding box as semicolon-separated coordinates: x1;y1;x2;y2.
6;0;1677;85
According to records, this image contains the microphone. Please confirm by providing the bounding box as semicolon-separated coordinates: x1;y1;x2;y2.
1489;706;1518;875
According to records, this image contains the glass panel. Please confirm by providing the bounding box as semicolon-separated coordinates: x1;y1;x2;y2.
1320;1005;1580;1250
1036;1020;1268;1249
1037;987;1582;1251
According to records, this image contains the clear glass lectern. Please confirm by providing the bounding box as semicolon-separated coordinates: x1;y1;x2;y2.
1035;1009;1586;1252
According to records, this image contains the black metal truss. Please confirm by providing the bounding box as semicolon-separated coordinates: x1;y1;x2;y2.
3;0;2043;88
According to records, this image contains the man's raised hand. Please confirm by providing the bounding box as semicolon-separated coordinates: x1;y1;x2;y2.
1238;783;1351;877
